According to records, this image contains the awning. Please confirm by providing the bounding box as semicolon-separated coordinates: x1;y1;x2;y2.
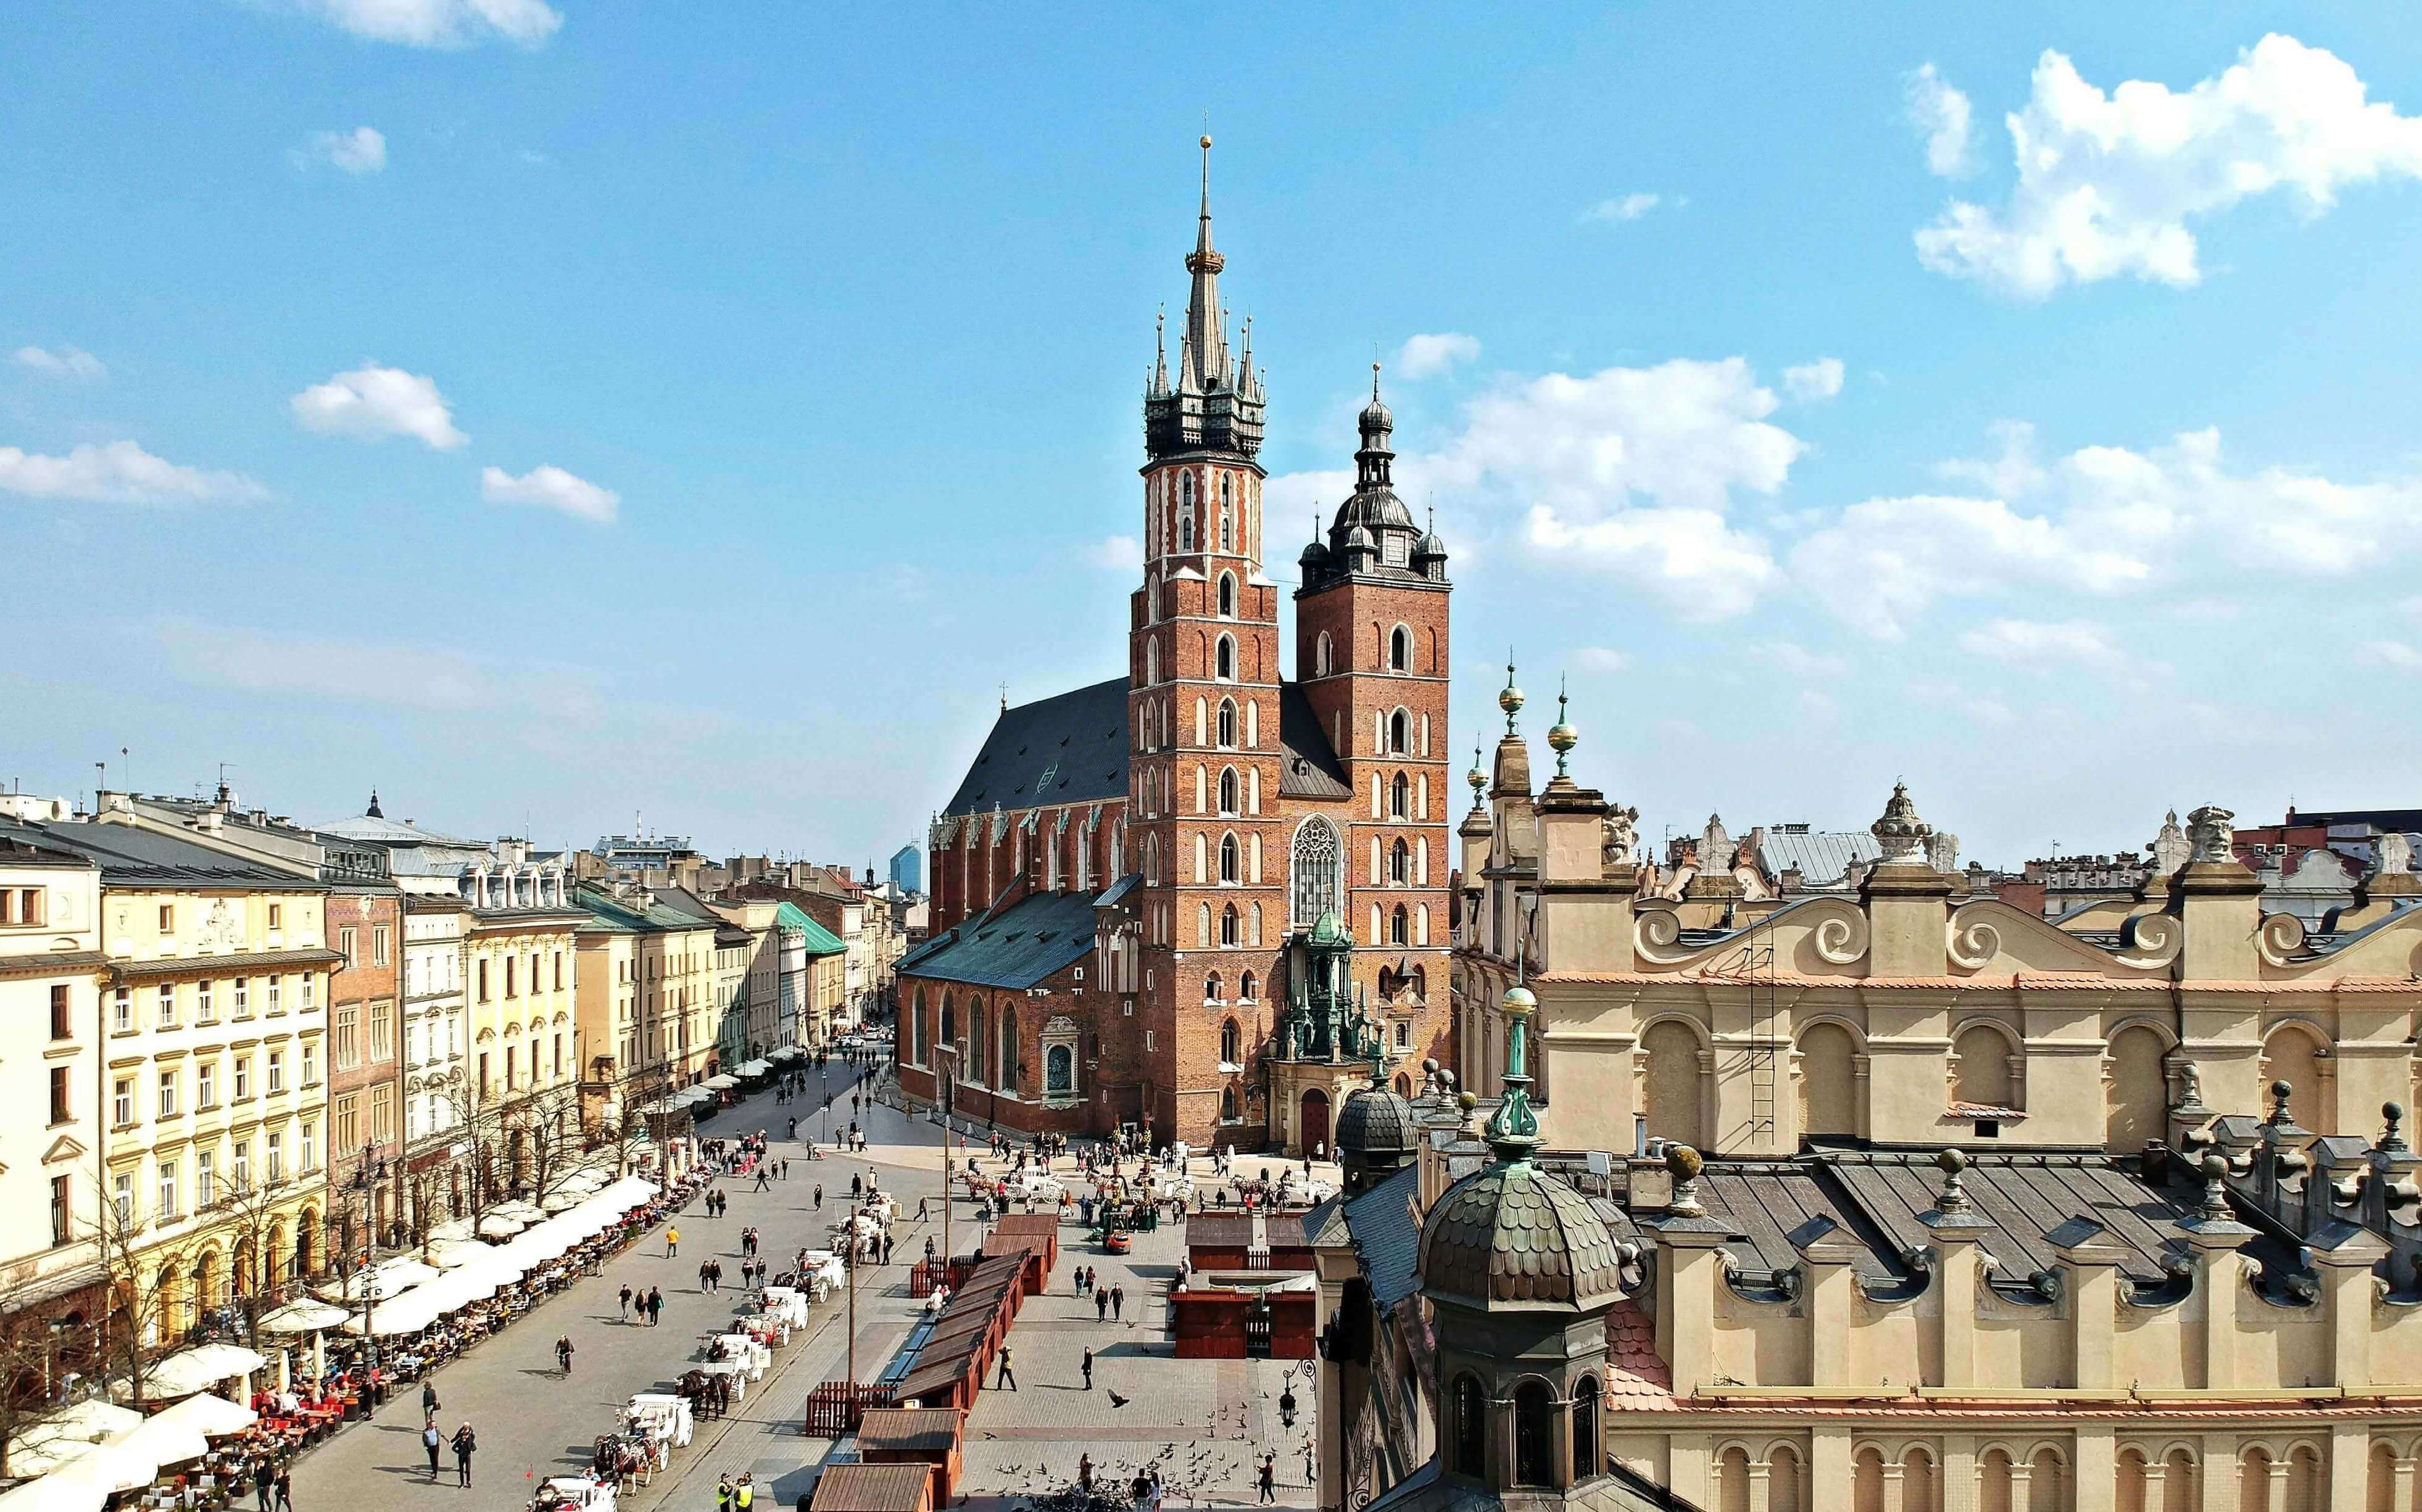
110;1343;267;1402
0;1474;109;1512
4;1402;142;1476
152;1393;257;1438
738;1059;771;1078
115;1413;210;1468
257;1299;350;1335
477;1213;528;1239
702;1074;738;1090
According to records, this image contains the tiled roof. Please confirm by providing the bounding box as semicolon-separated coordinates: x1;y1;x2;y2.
855;1407;959;1456
810;1463;932;1512
1418;1159;1625;1309
895;886;1102;991
1275;681;1351;800
1603;1297;1675;1407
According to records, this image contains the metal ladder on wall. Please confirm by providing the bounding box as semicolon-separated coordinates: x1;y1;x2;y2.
1714;935;1781;1145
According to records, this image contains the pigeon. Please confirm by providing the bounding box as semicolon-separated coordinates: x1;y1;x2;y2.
1107;1390;1130;1409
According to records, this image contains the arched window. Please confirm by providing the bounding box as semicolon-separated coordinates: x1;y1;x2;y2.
1512;1380;1553;1487
1390;906;1409;946
1316;632;1332;676
1217;699;1237;748
1216;636;1235;680
1046;1043;1074;1095
1291;817;1342;927
1218;572;1236;617
1572;1377;1601;1479
1240;970;1257;1001
913;988;930;1065
1204;973;1222;1004
969;998;987;1084
1220;479;1234;551
1390;772;1409;819
1451;1376;1486;1478
1198;903;1212;946
1221;904;1240;946
1221;1020;1241;1064
1389;709;1409;754
1390;625;1411;671
1219;768;1240;815
1145;639;1158;686
1390;838;1410;885
1179;473;1195;552
1000;1009;1018;1092
940;993;955;1050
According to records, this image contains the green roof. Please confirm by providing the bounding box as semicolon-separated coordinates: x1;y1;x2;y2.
777;901;847;956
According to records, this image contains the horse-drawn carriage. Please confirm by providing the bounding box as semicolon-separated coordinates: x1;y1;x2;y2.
533;1474;618;1512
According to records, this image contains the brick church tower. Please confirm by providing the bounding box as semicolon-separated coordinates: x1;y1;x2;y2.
1128;136;1292;1142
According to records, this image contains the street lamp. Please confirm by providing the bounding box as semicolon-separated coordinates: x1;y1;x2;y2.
341;1142;387;1378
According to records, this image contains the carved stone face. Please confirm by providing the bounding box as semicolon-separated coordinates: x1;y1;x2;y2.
2186;805;2236;864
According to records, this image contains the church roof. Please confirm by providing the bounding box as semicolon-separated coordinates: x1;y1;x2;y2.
895;882;1120;991
940;674;1350;818
942;677;1130;818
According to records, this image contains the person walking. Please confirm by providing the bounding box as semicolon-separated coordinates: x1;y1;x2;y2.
994;1344;1017;1391
646;1286;663;1326
273;1466;292;1512
666;1224;680;1258
420;1381;440;1425
699;1259;713;1292
1258;1454;1277;1505
1078;1455;1094;1494
781;1159;790;1181
815;1184;824;1210
754;1167;770;1193
1095;1287;1109;1322
1080;1347;1094;1390
254;1460;273;1512
422;1421;442;1479
450;1424;476;1487
617;1284;633;1321
1111;1284;1124;1321
555;1335;575;1375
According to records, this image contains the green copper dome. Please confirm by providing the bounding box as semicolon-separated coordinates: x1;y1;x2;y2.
1417;1160;1625;1310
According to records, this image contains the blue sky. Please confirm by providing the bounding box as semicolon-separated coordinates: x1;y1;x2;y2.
6;2;2421;869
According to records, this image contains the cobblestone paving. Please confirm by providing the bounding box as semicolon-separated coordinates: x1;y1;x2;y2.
289;1064;1327;1512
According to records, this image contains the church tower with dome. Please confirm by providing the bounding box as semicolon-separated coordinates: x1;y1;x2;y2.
905;137;1456;1154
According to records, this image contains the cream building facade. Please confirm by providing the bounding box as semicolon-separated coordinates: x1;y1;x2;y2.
0;811;107;1342
26;811;335;1365
1398;708;2422;1512
399;895;468;1228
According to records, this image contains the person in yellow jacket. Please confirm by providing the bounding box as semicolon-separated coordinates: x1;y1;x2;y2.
734;1475;755;1512
667;1225;680;1258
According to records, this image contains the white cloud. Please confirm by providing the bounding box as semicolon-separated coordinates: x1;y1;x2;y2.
2357;640;2422;670
284;0;560;48
0;440;266;505
1935;419;2047;498
1573;646;1630;672
1917;35;2422;297
1906;63;1976;177
154;618;605;720
1395;333;1480;379
1526;505;1777;621
12;345;106;382
480;464;618;524
1957;617;2123;668
1781;358;1844;402
289;363;463;449
291;126;386;174
1583;192;1664;223
1790;493;2151;638
1086;535;1139;572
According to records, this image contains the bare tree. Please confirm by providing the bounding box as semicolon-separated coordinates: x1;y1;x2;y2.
84;1177;201;1411
504;1083;588;1203
0;1262;105;1479
201;1173;305;1350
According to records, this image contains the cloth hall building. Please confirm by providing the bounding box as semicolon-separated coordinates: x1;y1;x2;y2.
895;141;1454;1152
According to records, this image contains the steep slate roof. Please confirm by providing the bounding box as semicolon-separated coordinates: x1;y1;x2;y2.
1341;1163;1425;1310
1752;827;1879;886
942;678;1128;817
1276;680;1352;799
939;675;1351;816
894;886;1099;990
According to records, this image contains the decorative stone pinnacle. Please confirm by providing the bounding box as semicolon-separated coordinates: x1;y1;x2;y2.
2268;1078;2296;1125
1934;1147;1971;1215
2198;1152;2232;1221
1467;745;1486;809
2384;1101;2408;1154
1665;1144;1706;1217
1870;780;1934;866
1546;679;1577;778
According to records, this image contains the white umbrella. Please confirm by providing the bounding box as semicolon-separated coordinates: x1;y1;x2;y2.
426;1218;476;1244
114;1343;267;1402
151;1392;257;1438
540;1191;581;1213
491;1200;545;1221
739;1060;771;1078
0;1472;109;1512
257;1299;350;1335
702;1074;737;1090
318;1257;437;1303
425;1238;487;1268
7;1398;141;1469
478;1213;527;1239
50;1439;158;1493
116;1414;210;1468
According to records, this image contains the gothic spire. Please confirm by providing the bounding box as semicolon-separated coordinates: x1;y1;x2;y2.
1183;134;1228;390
